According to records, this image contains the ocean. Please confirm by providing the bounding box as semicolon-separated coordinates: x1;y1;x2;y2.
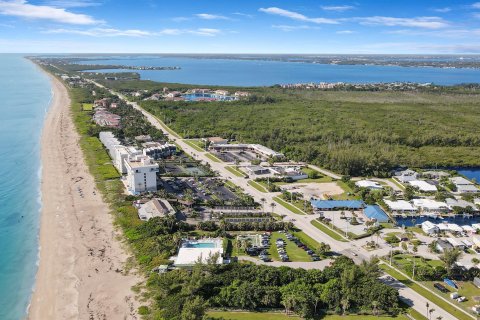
0;54;52;319
79;56;480;86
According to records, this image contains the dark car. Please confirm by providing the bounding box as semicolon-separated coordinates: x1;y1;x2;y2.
434;283;449;293
312;256;321;261
307;250;314;255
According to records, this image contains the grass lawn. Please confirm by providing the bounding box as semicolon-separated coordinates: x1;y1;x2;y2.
331;181;358;200
248;180;268;193
310;220;348;242
82;103;93;111
379;264;472;320
225;166;245;177
391;254;444;274
183;139;205;152
207;311;410;320
388;178;406;190
292;230;321;249
273;197;306;215
205;152;223;163
269;231;312;262
422;281;480;315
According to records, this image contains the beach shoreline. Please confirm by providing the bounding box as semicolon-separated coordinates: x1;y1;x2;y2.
28;69;140;319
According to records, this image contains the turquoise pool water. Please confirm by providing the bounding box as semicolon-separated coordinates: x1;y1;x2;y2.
185;242;216;248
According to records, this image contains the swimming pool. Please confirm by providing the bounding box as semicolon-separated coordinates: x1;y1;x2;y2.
182;239;222;248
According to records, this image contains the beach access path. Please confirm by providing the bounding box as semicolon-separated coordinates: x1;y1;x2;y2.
28;73;140;319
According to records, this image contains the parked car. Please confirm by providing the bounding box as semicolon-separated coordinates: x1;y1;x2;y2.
434;283;449;293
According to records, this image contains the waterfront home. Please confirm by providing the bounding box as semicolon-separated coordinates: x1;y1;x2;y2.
445;198;477;212
355;180;383;190
412;199;449;212
421;171;450;180
408;180;437;192
384;200;417;214
394;169;418;183
125;155;159;194
450;176;479;193
166;91;182;98
421;221;439;235
138;198;175;221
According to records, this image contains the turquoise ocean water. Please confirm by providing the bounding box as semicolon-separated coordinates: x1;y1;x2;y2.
0;54;52;319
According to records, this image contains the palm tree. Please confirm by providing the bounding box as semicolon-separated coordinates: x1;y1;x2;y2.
436;316;442;320
426;302;430;320
371;300;379;316
270;202;277;214
341;298;350;315
429;308;435;320
260;197;266;212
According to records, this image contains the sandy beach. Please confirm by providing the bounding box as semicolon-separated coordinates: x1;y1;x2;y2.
28;72;140;319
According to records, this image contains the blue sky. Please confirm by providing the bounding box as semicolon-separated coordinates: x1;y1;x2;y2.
1;0;480;53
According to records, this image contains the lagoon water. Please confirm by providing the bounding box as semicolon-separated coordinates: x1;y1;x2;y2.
80;56;480;86
0;54;52;319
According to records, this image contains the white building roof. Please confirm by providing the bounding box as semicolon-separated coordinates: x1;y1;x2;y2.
462;239;474;247
384;200;417;211
445;198;476;209
462;225;475;232
446;224;463;233
472;223;480;230
408;180;437;192
450;176;473;185
355;180;383;189
138;199;175;221
457;184;480;193
422;221;438;230
447;237;464;247
412;199;448;210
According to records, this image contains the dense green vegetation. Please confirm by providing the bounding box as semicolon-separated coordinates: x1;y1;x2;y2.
141;88;480;175
150;257;400;319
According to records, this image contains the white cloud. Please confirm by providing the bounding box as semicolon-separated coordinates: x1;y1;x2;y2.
196;13;229;20
336;30;355;34
44;27;223;37
172;16;190;22
272;24;317;31
474;12;480;19
0;0;100;24
358;16;449;29
190;28;221;36
44;27;152;37
233;12;253;18
42;0;102;8
321;5;355;12
259;7;338;24
432;7;451;13
472;2;480;9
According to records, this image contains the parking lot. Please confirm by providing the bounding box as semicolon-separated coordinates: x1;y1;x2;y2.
240;231;320;263
159;177;239;203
